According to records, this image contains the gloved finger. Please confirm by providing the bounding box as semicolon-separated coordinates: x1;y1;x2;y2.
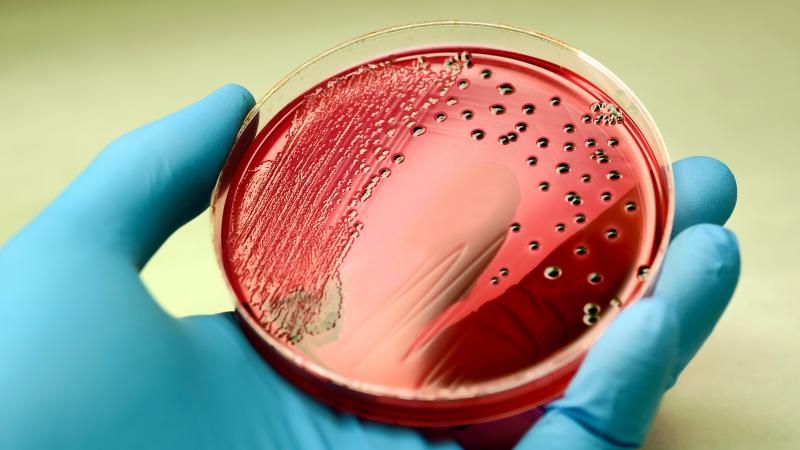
654;224;740;385
516;300;678;450
39;84;254;268
517;224;740;449
671;156;736;237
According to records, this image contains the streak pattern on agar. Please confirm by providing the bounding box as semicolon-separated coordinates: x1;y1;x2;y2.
228;57;461;343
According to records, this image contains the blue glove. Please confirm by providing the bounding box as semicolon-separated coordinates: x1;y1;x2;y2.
0;85;739;450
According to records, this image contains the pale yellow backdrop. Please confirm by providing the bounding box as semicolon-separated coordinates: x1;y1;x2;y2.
1;0;797;448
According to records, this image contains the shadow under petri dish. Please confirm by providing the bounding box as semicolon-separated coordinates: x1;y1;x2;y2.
215;42;671;426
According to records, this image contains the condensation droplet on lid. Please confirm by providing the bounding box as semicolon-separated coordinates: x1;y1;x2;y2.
380;168;391;178
556;163;570;174
608;138;619;146
386;128;396;137
375;148;390;162
586;138;597;148
510;222;521;232
446;57;464;71
544;266;562;279
522;103;535;114
574;213;586;223
507;132;518;142
606;228;619;239
392;153;405;164
536;137;549;148
637;265;651;280
490;104;506;115
458;79;470;89
582;114;591;123
528;240;540;250
583;303;601;315
527;156;538;166
581;174;591;183
354;221;364;231
461;110;474;120
555;223;566;232
499;135;510;145
490;276;500;285
588;272;603;284
575;245;588;255
583;315;598;326
480;69;492;79
610;298;622;308
563;123;575;133
447;97;458;105
516;122;528;132
471;129;485;140
435;112;447;122
539;181;550;192
564;142;575;152
607;171;621;180
601;191;612;201
625;201;637;212
497;83;515;95
412;126;426;136
550;96;561;106
499;267;509;276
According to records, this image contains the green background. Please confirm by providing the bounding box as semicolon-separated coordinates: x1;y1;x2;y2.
1;0;797;448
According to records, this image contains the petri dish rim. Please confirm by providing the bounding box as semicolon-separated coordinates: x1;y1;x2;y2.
210;21;675;425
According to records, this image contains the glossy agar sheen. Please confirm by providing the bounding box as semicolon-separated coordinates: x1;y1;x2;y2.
214;43;671;426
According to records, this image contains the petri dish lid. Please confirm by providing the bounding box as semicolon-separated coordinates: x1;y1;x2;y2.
211;21;673;426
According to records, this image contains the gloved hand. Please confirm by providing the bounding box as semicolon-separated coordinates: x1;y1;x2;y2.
0;85;739;450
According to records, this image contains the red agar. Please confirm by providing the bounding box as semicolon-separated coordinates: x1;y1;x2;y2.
215;47;670;426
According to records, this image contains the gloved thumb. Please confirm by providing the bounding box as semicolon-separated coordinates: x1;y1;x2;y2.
39;85;254;268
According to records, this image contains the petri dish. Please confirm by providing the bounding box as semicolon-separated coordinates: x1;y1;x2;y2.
211;21;673;427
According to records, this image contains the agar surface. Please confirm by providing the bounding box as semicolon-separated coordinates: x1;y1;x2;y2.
222;48;667;390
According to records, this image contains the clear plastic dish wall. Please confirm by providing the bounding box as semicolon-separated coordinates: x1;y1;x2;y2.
211;22;673;426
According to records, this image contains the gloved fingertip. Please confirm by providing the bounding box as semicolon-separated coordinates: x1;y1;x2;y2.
179;84;255;136
667;224;741;283
616;298;680;351
691;223;739;261
673;156;737;236
206;83;256;113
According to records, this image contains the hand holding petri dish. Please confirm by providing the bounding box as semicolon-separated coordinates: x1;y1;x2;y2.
211;22;673;427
